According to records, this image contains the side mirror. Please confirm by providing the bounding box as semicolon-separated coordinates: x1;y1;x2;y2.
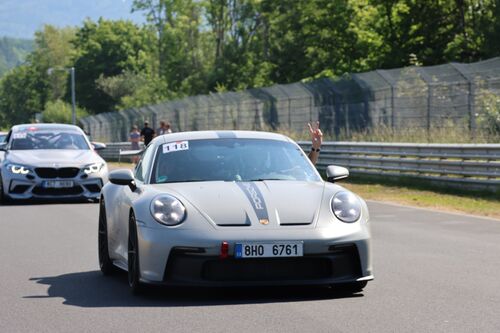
109;169;137;191
92;142;106;151
326;165;349;182
0;142;7;151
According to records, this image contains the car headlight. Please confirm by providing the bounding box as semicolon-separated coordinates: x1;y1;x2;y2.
7;163;32;175
150;194;186;226
331;191;361;223
83;163;104;174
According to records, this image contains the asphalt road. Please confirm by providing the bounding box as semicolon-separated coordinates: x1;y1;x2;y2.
0;200;499;333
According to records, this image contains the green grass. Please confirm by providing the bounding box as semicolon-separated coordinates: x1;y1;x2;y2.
341;175;500;220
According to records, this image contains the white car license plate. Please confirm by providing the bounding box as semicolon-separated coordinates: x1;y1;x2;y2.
235;242;303;259
43;180;74;188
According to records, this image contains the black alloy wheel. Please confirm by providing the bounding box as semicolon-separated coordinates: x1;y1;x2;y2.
98;198;115;275
128;212;142;293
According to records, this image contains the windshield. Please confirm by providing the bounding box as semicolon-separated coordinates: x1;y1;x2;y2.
10;130;90;150
0;134;6;143
151;138;320;184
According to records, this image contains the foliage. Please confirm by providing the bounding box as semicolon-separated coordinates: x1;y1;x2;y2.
0;37;33;78
71;19;156;114
96;70;174;109
0;65;47;125
31;25;77;100
2;0;500;134
476;90;500;136
42;99;88;124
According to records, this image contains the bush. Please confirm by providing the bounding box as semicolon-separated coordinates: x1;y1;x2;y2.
42;99;88;124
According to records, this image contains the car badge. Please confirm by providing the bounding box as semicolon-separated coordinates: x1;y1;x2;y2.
259;219;269;225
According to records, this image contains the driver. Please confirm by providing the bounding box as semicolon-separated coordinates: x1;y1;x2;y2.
57;133;77;149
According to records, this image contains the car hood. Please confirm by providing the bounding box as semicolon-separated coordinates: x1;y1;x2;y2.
153;181;325;227
5;149;104;167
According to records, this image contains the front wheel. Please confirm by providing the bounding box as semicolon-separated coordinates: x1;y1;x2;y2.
128;212;143;294
0;174;9;205
98;198;116;275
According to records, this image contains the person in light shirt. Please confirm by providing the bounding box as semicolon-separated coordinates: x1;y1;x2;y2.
156;120;172;136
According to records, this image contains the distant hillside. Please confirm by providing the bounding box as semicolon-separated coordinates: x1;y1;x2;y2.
0;37;34;77
0;0;144;39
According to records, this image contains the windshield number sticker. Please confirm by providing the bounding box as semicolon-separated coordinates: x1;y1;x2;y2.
163;141;189;154
13;132;27;139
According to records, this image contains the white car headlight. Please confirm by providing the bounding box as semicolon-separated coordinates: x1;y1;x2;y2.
331;191;361;223
7;163;32;175
83;163;104;174
150;194;186;226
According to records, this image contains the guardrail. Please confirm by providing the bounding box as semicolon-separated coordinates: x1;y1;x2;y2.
299;141;500;192
100;141;500;192
98;142;144;163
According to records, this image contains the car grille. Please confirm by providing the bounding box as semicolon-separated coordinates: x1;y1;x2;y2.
35;167;80;179
32;186;83;196
203;257;333;281
163;245;362;285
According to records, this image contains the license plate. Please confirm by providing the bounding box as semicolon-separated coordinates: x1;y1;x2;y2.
43;180;74;188
235;242;303;259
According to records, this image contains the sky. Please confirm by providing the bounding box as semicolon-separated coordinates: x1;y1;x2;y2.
0;0;146;39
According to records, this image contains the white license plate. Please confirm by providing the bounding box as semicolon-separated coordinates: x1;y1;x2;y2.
43;180;74;188
234;242;303;258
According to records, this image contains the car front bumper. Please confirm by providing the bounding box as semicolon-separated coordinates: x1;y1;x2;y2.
1;167;108;201
135;224;373;287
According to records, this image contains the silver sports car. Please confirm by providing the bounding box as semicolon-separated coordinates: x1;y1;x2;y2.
99;131;373;293
0;124;108;202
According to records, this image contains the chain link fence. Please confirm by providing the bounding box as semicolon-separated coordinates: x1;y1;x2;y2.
81;57;500;143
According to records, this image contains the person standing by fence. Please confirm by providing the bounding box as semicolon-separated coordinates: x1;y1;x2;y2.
157;120;172;136
141;121;155;146
129;125;141;164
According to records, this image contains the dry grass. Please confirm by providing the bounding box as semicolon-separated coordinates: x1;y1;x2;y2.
342;178;500;220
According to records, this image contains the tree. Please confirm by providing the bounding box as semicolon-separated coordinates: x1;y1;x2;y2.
71;19;155;114
0;65;47;125
205;0;273;91
30;25;77;100
133;0;211;95
132;0;169;76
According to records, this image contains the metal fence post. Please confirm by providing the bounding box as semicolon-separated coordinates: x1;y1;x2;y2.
376;70;396;130
450;62;476;139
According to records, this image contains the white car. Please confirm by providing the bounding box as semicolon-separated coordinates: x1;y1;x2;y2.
0;124;108;202
99;130;373;293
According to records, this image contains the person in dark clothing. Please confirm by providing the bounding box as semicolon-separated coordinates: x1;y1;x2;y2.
140;121;155;146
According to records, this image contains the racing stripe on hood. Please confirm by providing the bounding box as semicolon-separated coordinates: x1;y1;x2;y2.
236;182;269;223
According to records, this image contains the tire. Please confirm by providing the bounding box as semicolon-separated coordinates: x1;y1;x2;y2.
128;212;143;294
0;174;4;204
98;198;116;275
0;174;9;205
